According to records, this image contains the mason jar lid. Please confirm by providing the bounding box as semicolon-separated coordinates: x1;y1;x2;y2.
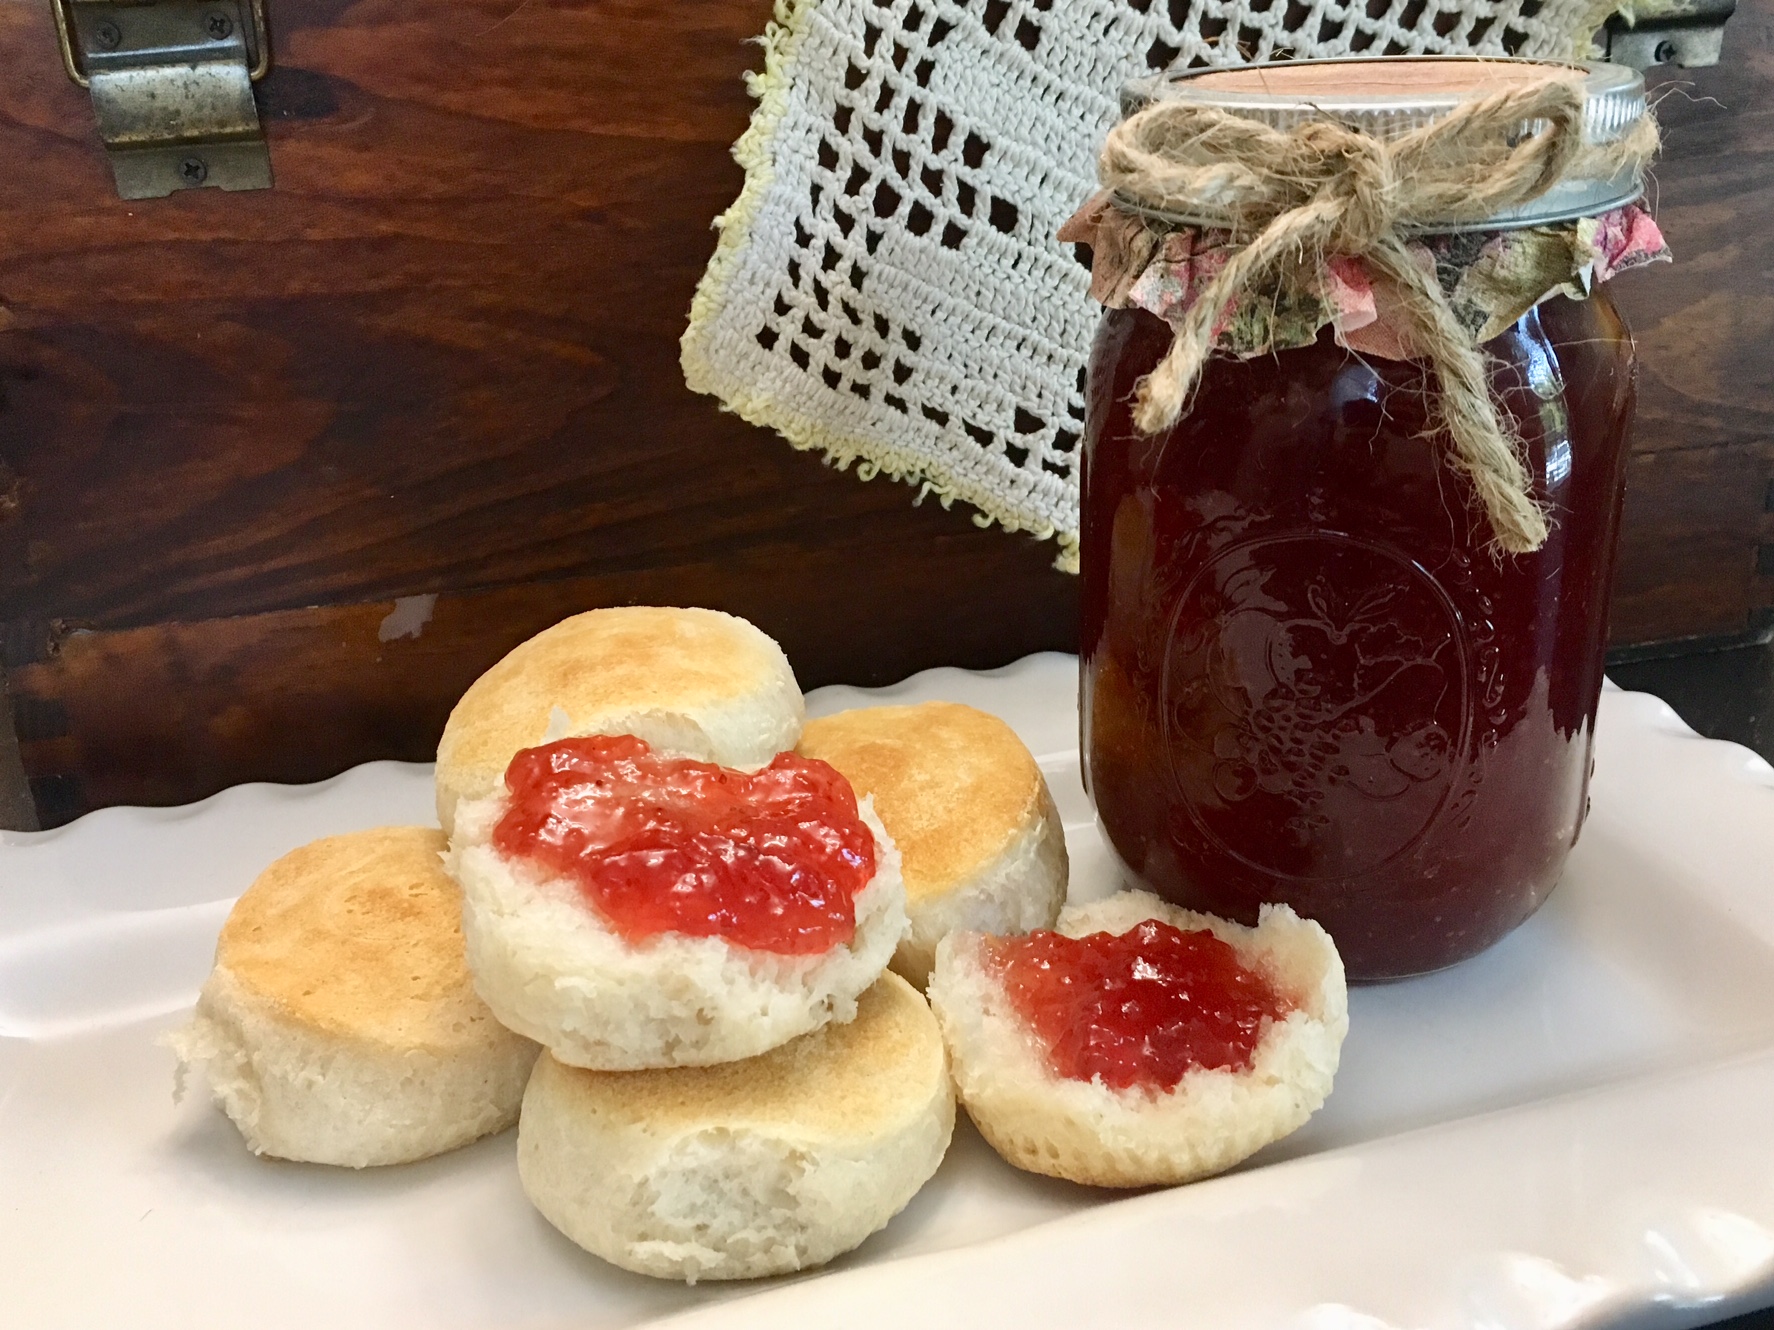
1118;56;1648;231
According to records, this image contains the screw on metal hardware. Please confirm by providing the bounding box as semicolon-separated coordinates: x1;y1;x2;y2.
1654;38;1677;62
180;156;209;185
205;11;233;39
94;19;122;48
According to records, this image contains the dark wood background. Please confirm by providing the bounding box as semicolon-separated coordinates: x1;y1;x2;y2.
1608;2;1774;650
1;0;1770;828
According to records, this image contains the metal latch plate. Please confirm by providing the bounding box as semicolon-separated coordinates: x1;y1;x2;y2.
56;0;272;200
1603;0;1739;68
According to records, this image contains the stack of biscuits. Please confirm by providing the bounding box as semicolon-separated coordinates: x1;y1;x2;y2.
171;606;1348;1284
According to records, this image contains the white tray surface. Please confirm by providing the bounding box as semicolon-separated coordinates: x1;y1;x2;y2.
3;654;1773;1330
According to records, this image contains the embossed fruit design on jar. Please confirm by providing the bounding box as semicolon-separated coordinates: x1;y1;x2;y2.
1069;58;1668;979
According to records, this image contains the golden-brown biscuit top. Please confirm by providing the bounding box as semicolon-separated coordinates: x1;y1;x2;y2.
798;702;1043;903
216;827;491;1052
538;973;943;1136
437;607;785;780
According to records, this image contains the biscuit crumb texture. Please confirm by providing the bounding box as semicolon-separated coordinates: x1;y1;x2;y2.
928;890;1347;1188
798;702;1068;986
451;797;909;1070
517;973;954;1282
167;827;539;1167
890;785;1067;987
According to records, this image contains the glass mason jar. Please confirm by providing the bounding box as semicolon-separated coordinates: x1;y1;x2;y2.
1078;60;1663;980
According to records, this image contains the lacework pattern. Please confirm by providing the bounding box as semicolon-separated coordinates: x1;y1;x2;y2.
681;0;1606;568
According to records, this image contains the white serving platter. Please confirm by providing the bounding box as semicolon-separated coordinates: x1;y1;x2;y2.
3;653;1774;1330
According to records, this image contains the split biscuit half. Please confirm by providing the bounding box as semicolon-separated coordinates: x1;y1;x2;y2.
928;890;1347;1188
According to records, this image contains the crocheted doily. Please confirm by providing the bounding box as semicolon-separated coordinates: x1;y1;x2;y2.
681;0;1612;570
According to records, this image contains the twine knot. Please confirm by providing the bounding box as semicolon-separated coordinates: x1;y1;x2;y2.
1098;74;1658;554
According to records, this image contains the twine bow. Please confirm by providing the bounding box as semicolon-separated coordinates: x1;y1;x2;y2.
1099;75;1659;553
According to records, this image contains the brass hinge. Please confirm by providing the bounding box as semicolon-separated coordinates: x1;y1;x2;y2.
1603;0;1738;68
51;0;273;200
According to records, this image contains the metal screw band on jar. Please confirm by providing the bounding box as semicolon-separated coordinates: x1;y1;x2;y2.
1089;57;1660;552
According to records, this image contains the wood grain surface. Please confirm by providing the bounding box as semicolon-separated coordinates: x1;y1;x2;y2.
4;542;1080;823
1605;0;1774;642
1;0;1060;627
1612;439;1774;644
0;0;1770;824
0;0;1082;824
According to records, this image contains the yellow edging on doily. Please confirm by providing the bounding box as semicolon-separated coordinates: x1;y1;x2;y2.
680;0;1080;574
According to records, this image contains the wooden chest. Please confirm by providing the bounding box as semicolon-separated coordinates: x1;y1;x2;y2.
1;0;1771;827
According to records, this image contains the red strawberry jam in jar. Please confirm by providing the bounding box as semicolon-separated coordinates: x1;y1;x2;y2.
494;735;876;954
1069;59;1668;979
